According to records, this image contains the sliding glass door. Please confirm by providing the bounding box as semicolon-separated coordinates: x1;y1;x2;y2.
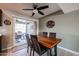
13;18;38;46
14;18;27;46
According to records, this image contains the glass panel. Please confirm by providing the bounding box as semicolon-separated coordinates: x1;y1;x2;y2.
14;19;26;46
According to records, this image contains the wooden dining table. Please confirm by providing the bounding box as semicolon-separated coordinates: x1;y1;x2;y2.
38;36;61;56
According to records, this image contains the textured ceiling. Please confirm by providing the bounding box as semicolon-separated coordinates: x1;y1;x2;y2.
0;3;61;19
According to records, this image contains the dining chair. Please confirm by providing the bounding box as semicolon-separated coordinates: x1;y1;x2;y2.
49;32;56;38
26;34;32;55
30;35;49;56
49;32;57;56
42;32;48;37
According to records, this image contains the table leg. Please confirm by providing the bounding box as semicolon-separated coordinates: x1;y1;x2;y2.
54;45;57;56
47;49;50;56
50;48;53;56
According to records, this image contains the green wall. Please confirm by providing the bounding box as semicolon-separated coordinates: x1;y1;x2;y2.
39;10;79;52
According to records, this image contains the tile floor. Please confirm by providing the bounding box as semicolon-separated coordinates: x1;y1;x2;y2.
0;44;78;56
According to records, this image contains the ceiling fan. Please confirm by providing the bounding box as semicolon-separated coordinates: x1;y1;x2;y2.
22;3;49;16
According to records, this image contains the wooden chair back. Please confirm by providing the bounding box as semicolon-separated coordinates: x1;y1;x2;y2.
43;32;48;37
30;35;41;54
49;32;56;38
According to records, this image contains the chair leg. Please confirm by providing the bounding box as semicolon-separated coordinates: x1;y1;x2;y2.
27;46;29;53
30;47;32;56
33;50;34;56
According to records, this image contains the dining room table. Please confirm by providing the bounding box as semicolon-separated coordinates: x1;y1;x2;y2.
38;36;61;56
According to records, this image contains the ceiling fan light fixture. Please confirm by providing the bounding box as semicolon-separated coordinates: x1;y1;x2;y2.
23;4;49;16
33;9;38;13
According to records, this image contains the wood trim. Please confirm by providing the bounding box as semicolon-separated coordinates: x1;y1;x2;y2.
0;35;2;52
0;9;2;26
39;10;64;20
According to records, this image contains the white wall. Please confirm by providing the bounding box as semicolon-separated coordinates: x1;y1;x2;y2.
39;10;79;53
0;11;14;50
1;9;39;50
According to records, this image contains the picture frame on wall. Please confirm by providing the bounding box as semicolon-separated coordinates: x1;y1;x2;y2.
4;20;11;25
46;20;55;28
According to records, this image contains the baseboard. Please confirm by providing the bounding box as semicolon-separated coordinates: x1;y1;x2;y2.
2;43;26;51
2;46;14;51
58;46;79;56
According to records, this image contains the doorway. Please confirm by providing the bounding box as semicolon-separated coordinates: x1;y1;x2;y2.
14;19;27;46
13;18;38;46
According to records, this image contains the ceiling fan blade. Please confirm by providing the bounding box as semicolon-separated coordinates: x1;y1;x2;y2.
38;10;44;15
37;5;49;10
32;12;35;16
22;9;33;10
